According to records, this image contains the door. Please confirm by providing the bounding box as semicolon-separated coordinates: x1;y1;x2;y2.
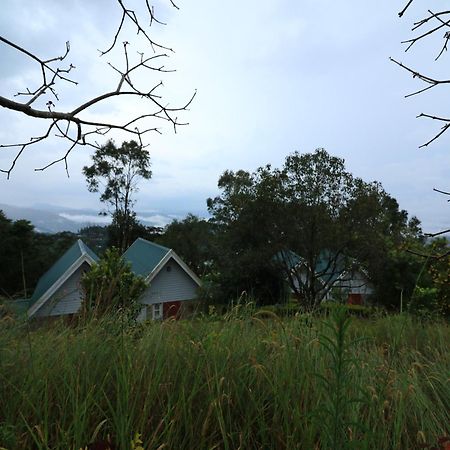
347;293;363;305
163;301;181;319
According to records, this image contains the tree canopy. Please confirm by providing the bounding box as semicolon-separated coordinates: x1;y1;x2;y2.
207;149;424;309
83;139;152;252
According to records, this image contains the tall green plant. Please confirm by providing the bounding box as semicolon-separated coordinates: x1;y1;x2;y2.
81;248;146;320
315;307;368;449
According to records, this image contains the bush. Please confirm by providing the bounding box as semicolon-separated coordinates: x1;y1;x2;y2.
81;248;147;320
321;301;377;318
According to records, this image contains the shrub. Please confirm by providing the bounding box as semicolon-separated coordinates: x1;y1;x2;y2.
321;301;377;318
81;248;146;320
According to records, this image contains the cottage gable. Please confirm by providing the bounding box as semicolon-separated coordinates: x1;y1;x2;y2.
141;257;199;305
28;240;98;318
124;238;201;320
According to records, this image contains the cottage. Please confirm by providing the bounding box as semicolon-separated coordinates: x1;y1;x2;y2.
27;239;98;318
324;266;374;305
277;250;374;305
123;238;201;320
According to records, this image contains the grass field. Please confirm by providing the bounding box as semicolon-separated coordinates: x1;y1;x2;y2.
0;309;449;449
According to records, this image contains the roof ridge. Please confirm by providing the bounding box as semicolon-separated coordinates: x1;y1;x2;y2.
77;239;85;255
136;237;171;252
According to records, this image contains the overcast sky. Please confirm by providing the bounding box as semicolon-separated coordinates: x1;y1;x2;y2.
0;0;449;232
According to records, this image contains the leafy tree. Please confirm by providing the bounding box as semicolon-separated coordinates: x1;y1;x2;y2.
81;248;147;319
208;149;423;309
106;213;163;251
207;167;290;305
0;212;39;297
408;238;450;318
277;150;360;306
158;214;213;275
83;140;152;252
0;211;15;296
78;225;109;255
427;239;450;317
0;210;78;298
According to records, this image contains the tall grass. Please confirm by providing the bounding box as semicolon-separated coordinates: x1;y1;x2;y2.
0;312;449;449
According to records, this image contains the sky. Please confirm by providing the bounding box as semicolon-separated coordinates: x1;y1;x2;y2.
0;0;449;233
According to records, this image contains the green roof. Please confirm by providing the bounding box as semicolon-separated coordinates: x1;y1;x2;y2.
274;250;302;271
122;238;170;278
29;239;99;308
276;249;346;284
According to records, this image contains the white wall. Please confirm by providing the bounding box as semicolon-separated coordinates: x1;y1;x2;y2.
140;258;198;305
34;263;89;317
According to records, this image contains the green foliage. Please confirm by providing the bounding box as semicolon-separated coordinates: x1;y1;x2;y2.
315;307;367;449
207;149;422;309
0;210;77;298
206;165;294;305
0;314;448;449
321;301;380;318
81;248;147;320
401;238;450;318
0;211;35;297
425;239;450;317
409;287;440;316
83;140;152;251
157;214;213;275
106;211;162;252
77;225;109;255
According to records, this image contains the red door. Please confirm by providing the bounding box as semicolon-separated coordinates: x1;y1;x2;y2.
163;301;181;319
347;293;363;305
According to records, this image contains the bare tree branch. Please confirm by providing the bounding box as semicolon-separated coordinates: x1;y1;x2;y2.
399;0;415;18
406;247;450;259
433;187;450;200
425;229;450;238
395;2;450;244
0;0;195;177
392;5;450;148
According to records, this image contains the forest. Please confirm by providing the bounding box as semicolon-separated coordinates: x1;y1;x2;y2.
1;148;448;318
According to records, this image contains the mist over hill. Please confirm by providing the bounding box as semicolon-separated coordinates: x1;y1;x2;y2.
0;203;187;233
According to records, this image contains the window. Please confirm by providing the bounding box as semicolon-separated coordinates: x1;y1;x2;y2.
152;303;163;320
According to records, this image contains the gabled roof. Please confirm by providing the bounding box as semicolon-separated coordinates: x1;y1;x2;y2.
123;238;201;286
123;238;171;278
28;239;98;317
274;250;302;271
275;249;348;284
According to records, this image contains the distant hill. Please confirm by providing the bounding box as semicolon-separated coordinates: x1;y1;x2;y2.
0;203;178;234
0;204;85;233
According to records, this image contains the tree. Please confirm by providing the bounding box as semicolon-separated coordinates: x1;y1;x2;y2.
158;214;214;275
81;248;147;320
83;139;152;252
425;238;450;317
392;1;450;239
207;167;287;305
0;210;78;298
107;219;163;251
208;149;422;310
0;1;195;177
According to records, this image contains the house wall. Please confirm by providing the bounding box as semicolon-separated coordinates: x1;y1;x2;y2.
140;258;198;305
34;263;89;317
333;270;374;295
